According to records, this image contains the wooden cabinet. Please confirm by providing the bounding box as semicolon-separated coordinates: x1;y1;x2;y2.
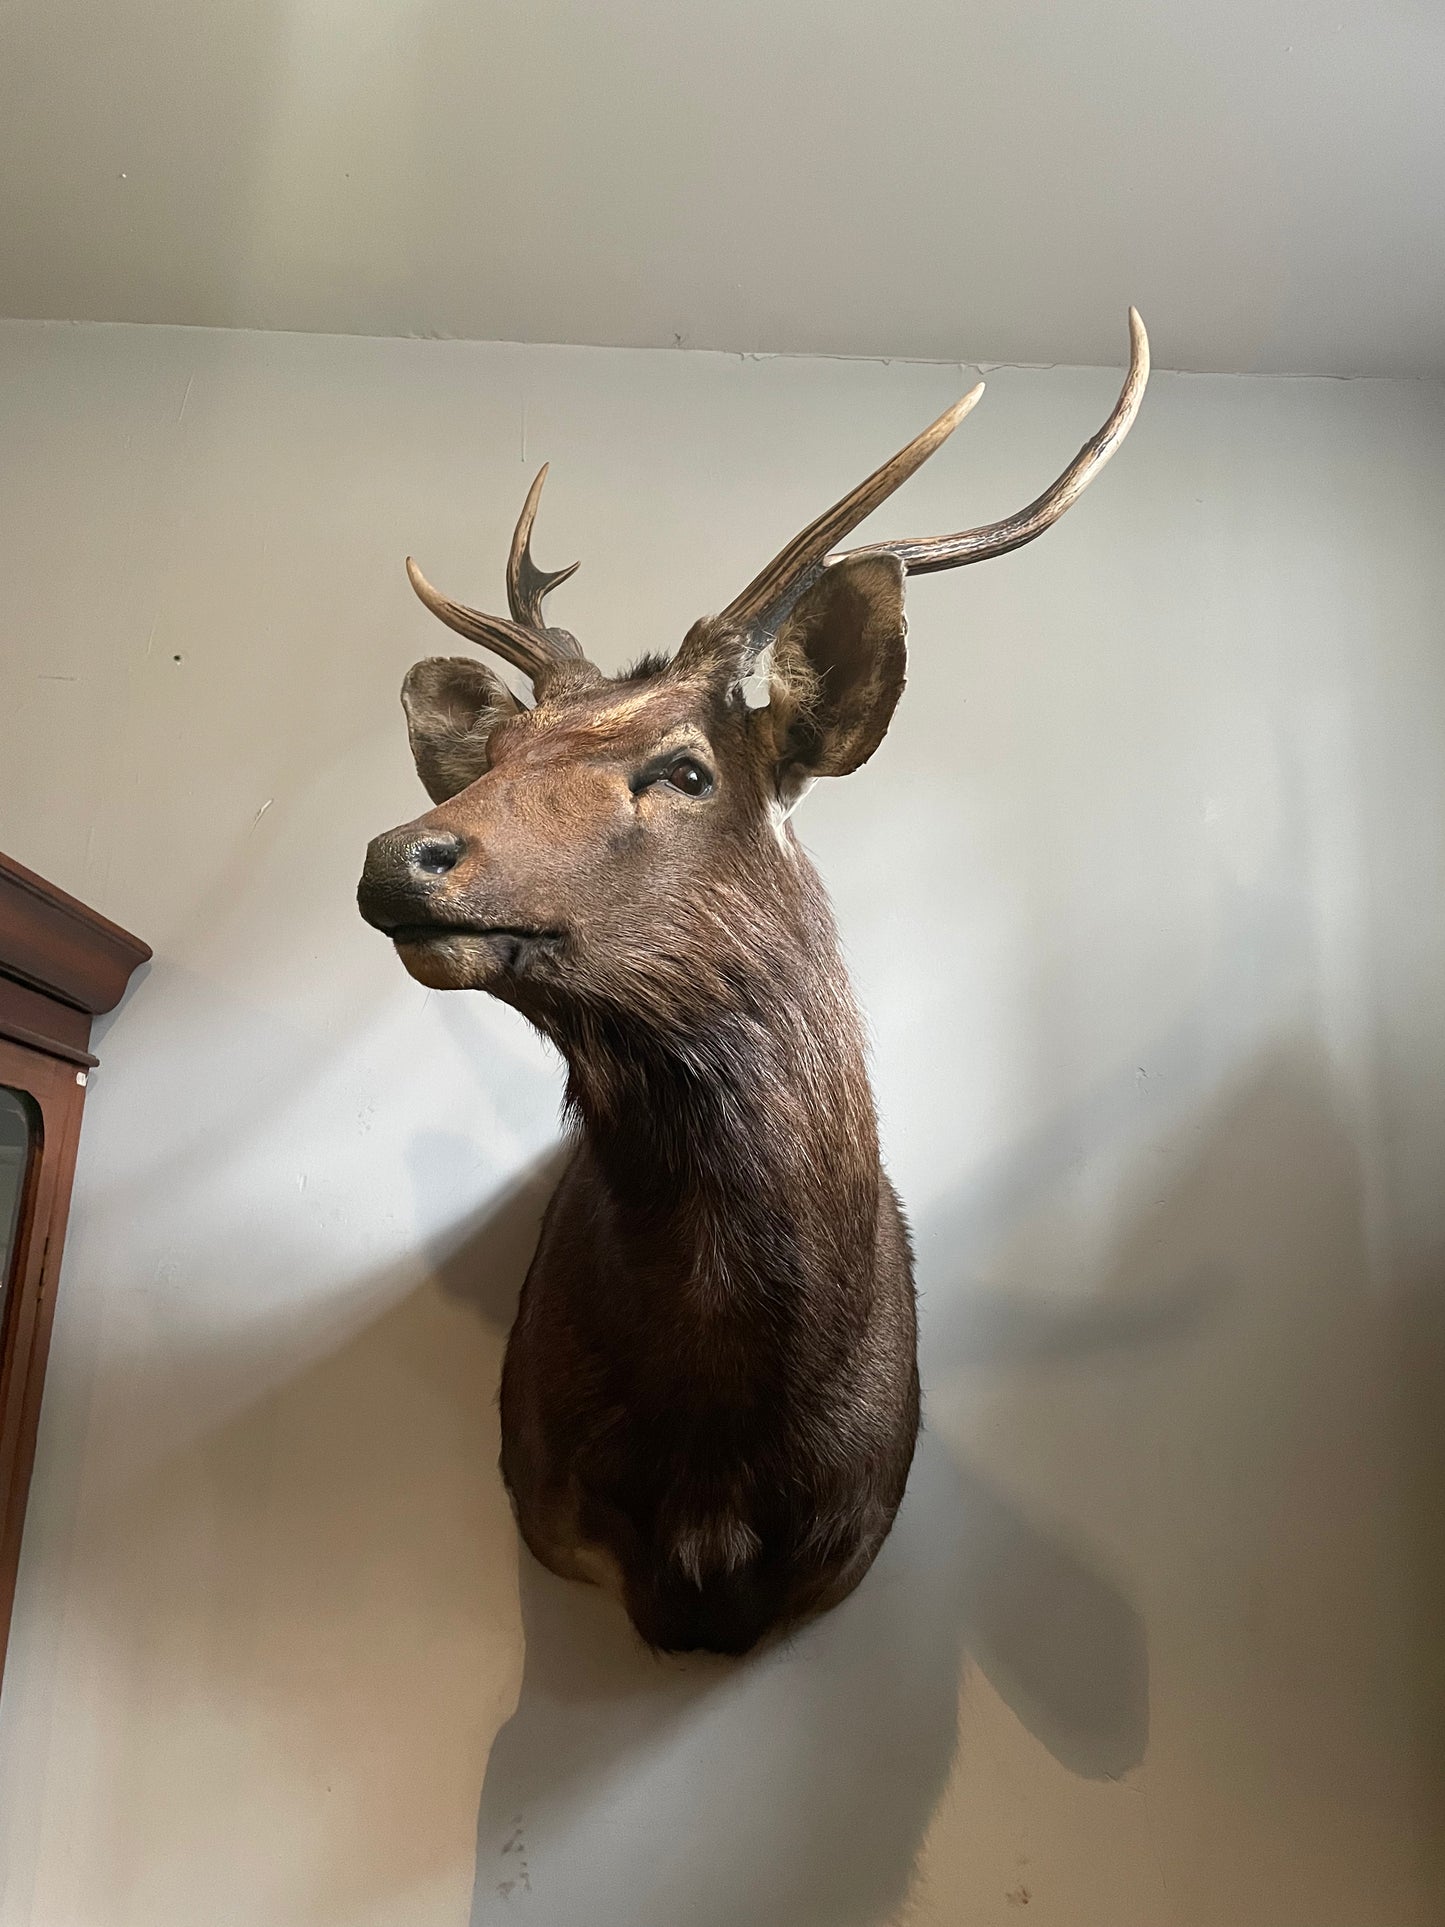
0;852;149;1681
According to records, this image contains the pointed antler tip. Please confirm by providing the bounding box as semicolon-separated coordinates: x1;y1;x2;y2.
405;554;449;614
933;382;985;437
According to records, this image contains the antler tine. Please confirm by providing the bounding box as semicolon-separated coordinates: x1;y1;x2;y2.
405;557;565;685
833;309;1150;577
406;468;586;688
507;464;582;631
720;383;986;637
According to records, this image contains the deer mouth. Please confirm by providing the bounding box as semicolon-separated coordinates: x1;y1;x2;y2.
388;922;562;972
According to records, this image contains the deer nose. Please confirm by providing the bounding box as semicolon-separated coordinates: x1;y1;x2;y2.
358;826;469;933
410;833;464;877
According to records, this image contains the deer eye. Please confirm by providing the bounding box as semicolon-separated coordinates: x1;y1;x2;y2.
662;758;713;798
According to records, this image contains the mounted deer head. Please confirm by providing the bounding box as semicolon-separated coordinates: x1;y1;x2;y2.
360;309;1148;1013
357;313;1149;1655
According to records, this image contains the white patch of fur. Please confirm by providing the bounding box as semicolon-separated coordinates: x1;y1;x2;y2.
769;774;816;847
779;775;815;820
672;1514;762;1588
739;643;774;710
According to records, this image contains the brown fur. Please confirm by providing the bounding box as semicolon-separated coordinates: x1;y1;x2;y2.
359;336;1150;1649
359;564;921;1654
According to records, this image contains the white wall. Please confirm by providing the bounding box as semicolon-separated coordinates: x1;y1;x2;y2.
5;0;1445;378
0;320;1441;1927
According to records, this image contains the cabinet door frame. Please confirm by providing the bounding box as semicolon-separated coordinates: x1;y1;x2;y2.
0;1036;87;1676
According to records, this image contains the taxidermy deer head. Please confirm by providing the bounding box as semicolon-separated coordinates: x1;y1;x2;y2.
358;312;1149;1655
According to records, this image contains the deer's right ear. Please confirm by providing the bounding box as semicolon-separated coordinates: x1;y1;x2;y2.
400;657;521;803
765;552;907;784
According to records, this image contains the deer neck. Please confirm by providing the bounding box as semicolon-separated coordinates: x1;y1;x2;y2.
532;870;882;1282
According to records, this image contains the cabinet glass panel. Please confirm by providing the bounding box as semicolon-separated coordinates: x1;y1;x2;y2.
0;1088;37;1328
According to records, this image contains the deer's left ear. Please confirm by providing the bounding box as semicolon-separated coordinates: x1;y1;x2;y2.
767;552;907;780
401;657;522;803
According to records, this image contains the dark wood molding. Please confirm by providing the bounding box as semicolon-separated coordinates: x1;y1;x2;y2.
0;973;98;1067
0;850;149;1683
0;850;152;1018
0;1042;84;1672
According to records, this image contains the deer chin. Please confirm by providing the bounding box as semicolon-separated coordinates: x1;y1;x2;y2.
390;924;561;991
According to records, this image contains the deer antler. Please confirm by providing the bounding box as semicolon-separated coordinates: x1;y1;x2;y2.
506;464;581;630
407;465;585;688
719;386;985;635
723;309;1149;638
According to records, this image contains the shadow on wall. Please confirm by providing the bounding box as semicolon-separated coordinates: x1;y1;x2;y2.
453;1129;1238;1923
464;1440;1146;1927
71;1037;1398;1926
51;1151;560;1923
458;1037;1402;1927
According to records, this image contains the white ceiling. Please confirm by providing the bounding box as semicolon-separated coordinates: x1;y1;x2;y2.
2;0;1441;377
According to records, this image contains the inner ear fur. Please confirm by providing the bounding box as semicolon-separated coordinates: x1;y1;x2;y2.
401;656;521;803
766;551;908;780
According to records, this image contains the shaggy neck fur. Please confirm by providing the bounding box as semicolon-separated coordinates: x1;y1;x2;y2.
522;844;882;1303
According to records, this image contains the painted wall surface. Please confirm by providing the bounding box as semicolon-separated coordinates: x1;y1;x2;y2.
0;320;1440;1927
